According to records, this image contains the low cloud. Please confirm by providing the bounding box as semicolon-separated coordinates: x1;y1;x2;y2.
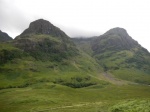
58;25;102;38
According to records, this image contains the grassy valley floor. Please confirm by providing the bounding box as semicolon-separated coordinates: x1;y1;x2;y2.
0;83;150;112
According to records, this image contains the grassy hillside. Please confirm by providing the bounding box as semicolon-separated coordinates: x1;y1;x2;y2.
0;35;105;90
94;49;150;84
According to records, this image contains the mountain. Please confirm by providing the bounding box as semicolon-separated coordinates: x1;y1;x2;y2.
1;21;150;86
13;19;78;61
0;30;12;42
73;27;150;84
0;19;101;90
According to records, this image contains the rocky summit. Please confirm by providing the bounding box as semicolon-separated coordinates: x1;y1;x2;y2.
17;19;68;38
104;27;130;38
91;27;139;54
0;30;12;42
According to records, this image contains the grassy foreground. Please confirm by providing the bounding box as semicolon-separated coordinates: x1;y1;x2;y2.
0;83;150;112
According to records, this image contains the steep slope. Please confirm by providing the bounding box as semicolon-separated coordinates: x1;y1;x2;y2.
0;30;12;42
73;27;150;84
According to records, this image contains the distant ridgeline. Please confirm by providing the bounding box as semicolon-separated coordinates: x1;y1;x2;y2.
0;30;12;42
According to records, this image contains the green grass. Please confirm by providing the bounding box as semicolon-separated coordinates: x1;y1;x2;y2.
111;68;150;85
110;99;150;112
0;84;150;112
93;50;150;84
0;46;102;89
0;46;149;111
1;50;150;112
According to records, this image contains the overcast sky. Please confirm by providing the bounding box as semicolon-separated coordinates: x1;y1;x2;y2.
0;0;150;51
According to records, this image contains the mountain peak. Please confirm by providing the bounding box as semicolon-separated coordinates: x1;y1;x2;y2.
104;27;129;38
18;19;68;38
91;27;139;54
